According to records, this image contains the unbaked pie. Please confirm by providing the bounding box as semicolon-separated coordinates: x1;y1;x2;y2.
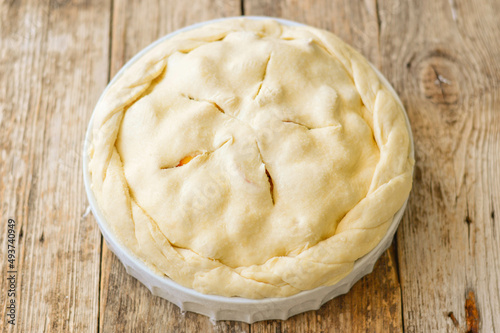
88;18;414;298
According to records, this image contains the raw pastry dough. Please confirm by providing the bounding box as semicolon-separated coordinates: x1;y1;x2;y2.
89;18;414;298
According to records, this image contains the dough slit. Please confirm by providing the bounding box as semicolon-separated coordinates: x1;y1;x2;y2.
253;52;272;99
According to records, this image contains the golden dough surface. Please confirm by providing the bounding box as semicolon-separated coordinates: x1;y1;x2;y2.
89;18;414;298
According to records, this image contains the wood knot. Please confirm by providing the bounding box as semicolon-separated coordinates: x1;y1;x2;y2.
465;290;480;333
418;51;461;124
447;311;459;328
421;63;459;105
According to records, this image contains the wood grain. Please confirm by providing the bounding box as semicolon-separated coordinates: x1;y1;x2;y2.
0;0;110;332
377;0;500;331
250;247;402;333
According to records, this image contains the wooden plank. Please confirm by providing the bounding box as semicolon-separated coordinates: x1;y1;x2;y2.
250;247;402;333
244;0;383;65
245;0;404;331
0;0;111;332
377;0;500;331
99;1;246;332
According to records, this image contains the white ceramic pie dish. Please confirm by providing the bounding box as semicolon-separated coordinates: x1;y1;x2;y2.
83;16;414;323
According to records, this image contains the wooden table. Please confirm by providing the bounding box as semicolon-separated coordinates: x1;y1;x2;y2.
1;0;499;331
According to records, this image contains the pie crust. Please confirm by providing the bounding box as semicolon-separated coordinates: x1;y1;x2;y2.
89;18;414;298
